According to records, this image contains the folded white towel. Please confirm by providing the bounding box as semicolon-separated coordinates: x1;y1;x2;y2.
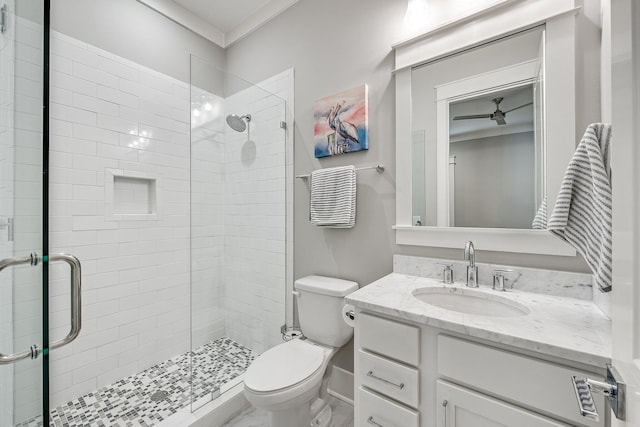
548;123;612;292
310;166;356;228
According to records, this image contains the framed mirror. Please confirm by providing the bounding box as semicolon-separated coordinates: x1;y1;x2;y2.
411;27;545;228
393;0;598;255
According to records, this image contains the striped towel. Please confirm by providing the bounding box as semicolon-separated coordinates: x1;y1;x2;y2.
548;123;612;292
531;195;547;229
310;166;356;228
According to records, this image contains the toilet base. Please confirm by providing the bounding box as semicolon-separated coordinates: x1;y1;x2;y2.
269;401;311;427
312;402;332;427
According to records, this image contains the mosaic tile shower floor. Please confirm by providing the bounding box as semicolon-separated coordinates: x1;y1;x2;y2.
15;337;255;427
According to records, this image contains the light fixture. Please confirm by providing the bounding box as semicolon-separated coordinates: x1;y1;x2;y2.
404;0;429;30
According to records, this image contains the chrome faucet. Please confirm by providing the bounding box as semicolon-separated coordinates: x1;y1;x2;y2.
464;241;479;288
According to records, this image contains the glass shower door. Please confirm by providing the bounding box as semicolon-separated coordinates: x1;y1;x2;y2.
0;1;46;425
189;56;288;410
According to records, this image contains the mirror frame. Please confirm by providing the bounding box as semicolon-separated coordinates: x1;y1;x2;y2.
393;0;583;256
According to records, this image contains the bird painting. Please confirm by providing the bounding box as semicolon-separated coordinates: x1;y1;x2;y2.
314;85;369;158
334;101;360;145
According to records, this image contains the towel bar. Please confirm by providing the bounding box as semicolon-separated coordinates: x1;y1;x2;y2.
296;164;384;180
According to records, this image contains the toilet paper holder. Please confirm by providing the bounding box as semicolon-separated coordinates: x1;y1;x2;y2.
342;304;356;328
343;303;356;327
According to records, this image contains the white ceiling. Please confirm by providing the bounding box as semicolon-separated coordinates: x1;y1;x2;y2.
138;0;299;48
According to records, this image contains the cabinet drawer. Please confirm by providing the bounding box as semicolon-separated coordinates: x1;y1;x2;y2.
358;349;420;408
359;312;420;366
357;386;419;427
437;335;605;427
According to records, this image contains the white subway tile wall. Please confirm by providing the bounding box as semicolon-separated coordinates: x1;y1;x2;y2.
1;7;45;423
46;31;288;410
190;88;225;349
48;31;192;408
223;78;287;354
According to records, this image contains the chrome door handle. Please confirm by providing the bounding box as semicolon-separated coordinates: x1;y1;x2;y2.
0;217;14;241
0;253;82;365
0;4;7;34
47;254;82;351
367;416;385;427
0;253;39;271
571;364;626;421
0;253;42;364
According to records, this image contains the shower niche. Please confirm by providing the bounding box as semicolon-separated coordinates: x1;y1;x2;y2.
105;169;160;220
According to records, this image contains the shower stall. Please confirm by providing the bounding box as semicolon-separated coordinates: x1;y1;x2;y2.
0;2;292;424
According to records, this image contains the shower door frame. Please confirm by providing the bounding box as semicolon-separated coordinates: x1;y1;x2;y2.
42;0;51;418
0;0;51;423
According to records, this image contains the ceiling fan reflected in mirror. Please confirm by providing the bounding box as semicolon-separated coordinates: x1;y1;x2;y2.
452;97;533;126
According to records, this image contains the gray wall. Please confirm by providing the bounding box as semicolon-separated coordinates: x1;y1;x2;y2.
50;0;226;84
225;0;591;291
227;0;405;286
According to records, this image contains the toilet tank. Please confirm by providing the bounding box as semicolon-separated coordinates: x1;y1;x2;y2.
295;275;358;347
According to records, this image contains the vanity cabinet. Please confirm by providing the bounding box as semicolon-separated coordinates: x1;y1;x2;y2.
354;311;607;427
356;312;421;425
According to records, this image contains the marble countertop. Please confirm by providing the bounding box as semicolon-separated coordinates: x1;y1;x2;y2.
345;273;612;367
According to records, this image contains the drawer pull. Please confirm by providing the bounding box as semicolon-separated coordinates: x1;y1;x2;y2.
442;399;448;427
367;416;385;427
367;370;405;389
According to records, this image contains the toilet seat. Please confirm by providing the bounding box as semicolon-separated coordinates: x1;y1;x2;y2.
244;339;326;394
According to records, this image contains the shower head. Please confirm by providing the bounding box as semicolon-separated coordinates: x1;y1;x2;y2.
226;114;251;132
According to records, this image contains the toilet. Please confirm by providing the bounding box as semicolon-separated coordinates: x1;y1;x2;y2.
243;275;358;427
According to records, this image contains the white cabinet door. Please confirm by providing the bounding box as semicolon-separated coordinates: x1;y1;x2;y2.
610;0;640;426
437;381;570;427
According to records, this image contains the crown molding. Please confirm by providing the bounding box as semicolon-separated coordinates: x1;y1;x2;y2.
226;0;299;47
137;0;299;48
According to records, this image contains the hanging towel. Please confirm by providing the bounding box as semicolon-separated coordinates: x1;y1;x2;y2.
310;165;356;228
532;195;548;229
548;123;612;292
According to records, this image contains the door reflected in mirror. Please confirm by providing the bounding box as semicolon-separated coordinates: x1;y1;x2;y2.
448;84;544;228
411;27;546;229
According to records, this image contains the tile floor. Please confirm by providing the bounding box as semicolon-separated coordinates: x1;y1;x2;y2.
221;396;354;427
15;338;255;427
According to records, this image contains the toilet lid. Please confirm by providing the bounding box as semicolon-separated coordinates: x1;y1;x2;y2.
244;339;325;393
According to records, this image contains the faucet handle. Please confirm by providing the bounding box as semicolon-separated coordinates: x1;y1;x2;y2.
437;263;454;284
492;269;513;291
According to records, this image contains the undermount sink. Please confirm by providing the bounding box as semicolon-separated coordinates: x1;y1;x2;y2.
412;287;530;317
